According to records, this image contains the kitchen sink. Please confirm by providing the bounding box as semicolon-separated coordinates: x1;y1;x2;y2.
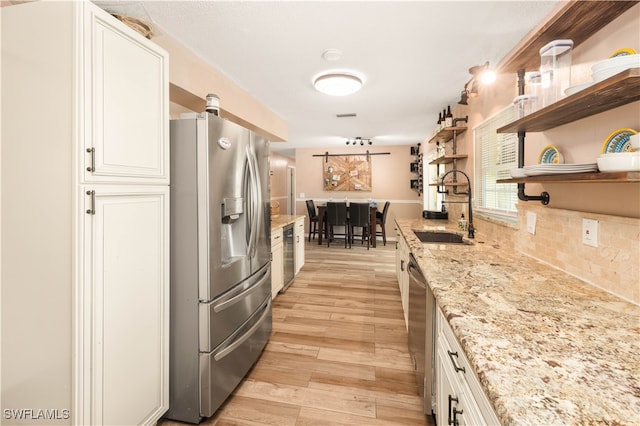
413;230;470;244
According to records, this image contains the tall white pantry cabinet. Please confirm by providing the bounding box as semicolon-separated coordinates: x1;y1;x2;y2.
1;1;170;425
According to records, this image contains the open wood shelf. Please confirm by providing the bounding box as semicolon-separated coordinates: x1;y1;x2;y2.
426;126;467;144
497;171;640;184
497;68;640;133
497;1;638;73
429;154;468;165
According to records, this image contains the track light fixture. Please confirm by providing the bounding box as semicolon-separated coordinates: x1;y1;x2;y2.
345;137;373;146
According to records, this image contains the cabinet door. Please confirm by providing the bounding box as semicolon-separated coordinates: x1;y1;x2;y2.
271;243;284;298
84;7;169;183
82;186;169;425
294;218;305;274
436;343;459;426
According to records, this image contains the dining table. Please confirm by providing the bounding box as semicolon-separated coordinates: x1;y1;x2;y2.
316;203;378;248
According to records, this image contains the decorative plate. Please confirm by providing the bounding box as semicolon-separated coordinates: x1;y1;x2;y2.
601;128;638;154
538;145;564;164
609;47;637;58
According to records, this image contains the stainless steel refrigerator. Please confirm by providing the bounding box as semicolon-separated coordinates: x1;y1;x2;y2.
166;112;272;423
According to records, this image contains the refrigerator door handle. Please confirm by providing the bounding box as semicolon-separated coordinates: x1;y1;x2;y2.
214;298;271;362
212;265;270;313
245;146;262;258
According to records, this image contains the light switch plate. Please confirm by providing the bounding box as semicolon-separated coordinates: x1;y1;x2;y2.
526;212;537;235
299;192;305;198
582;218;598;247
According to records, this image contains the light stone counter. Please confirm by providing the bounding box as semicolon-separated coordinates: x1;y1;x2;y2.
396;218;640;425
271;214;304;231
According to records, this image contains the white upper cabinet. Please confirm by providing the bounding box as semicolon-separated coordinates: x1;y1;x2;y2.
84;7;169;183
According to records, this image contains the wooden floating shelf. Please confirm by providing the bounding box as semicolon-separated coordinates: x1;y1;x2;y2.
426;127;467;144
497;68;640;133
497;1;638;73
429;154;468;165
497;171;640;184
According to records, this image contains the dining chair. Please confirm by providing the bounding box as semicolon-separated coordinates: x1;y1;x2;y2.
326;202;350;248
375;201;390;246
349;203;370;250
305;200;319;242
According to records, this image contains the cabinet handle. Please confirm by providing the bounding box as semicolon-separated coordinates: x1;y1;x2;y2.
297;235;300;242
86;190;95;215
447;350;466;373
448;395;459;425
452;407;464;426
400;259;405;272
86;147;95;172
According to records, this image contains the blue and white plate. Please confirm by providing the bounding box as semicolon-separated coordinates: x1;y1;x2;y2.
538;145;564;164
601;128;637;154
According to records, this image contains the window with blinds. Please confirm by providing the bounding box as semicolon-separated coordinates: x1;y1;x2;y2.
474;106;518;217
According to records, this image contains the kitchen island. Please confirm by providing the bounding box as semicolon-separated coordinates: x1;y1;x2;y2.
396;218;640;425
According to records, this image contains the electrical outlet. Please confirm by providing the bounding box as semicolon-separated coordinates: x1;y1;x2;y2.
526;212;537;235
582;218;598;247
299;192;305;198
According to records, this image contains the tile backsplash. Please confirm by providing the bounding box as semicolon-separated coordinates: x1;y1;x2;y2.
513;203;639;305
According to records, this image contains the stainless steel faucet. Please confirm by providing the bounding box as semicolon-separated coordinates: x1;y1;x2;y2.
440;169;475;239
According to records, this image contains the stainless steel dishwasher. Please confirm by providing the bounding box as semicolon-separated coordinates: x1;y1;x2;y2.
282;223;295;291
407;253;436;418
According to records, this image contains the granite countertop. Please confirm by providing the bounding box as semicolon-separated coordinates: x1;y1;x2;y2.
396;218;640;425
271;214;304;231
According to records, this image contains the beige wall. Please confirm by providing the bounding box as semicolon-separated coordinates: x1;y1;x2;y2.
433;4;640;304
294;145;423;240
154;33;288;143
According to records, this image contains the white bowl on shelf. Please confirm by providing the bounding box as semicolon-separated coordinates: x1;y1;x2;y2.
596;152;640;172
510;168;527;178
591;54;640;82
564;82;593;96
630;134;640;151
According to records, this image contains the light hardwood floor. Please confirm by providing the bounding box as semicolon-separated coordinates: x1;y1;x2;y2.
161;238;433;425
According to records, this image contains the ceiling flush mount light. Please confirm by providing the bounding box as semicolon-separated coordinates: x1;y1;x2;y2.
314;72;363;96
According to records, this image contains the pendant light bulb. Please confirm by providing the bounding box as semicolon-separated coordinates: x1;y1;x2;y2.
481;69;497;84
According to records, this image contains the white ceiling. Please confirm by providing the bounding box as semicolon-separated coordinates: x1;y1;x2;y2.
94;1;559;156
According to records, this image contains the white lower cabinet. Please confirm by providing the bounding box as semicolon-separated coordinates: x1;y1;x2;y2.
395;227;410;329
294;217;305;274
271;228;284;298
82;187;169;425
436;308;499;426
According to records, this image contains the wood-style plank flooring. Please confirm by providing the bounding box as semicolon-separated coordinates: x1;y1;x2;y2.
161;238;432;425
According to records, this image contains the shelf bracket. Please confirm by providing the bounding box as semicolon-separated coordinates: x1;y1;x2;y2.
516;69;550;205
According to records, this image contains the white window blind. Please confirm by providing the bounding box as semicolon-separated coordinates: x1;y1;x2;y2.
474;106;518;216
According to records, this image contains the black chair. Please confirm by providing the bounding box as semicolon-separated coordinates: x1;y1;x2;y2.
326;202;350;248
305;200;319;242
349;203;370;250
375;201;390;246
